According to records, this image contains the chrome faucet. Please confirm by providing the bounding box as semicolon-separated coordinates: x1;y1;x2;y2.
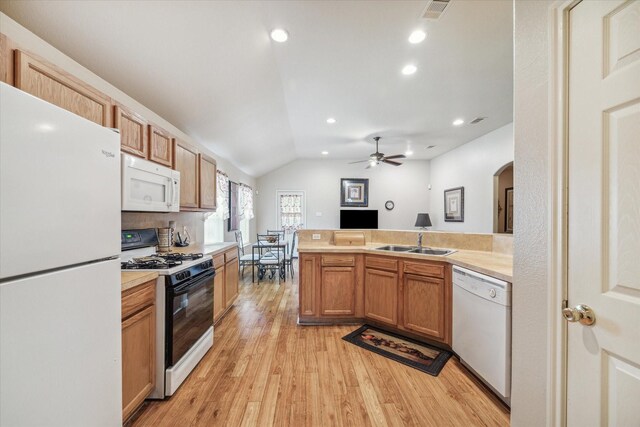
417;232;424;249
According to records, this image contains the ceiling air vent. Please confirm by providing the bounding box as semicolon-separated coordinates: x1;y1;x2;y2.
422;0;451;20
470;117;486;125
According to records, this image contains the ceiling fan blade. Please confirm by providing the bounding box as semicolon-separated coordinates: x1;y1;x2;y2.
382;159;403;166
383;154;406;160
348;159;370;164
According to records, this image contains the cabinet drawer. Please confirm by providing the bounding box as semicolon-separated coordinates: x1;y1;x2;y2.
225;247;238;263
321;254;355;267
365;256;398;272
403;261;445;278
212;253;225;269
122;280;156;319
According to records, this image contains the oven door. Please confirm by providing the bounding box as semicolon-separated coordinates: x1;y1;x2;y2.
165;269;214;367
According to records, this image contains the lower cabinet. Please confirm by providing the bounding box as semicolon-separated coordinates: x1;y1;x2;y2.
364;268;398;325
121;279;156;422
213;264;225;323
320;266;356;316
299;252;452;345
212;247;240;325
400;274;446;340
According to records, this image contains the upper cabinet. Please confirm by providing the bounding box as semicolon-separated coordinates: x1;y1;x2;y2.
199;153;217;210
148;124;173;167
114;103;148;158
14;50;111;126
173;139;200;210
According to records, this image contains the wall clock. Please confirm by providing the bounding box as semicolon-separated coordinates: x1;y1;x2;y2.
385;200;395;211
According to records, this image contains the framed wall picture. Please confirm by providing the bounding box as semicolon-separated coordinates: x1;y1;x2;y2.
444;186;464;222
505;187;514;233
340;178;369;207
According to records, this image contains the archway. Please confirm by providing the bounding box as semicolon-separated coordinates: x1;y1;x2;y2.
493;162;514;233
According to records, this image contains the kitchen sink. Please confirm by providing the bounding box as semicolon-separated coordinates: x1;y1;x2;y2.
375;245;414;252
409;248;456;256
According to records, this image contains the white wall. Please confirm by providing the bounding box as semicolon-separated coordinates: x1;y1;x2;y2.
1;13;256;243
429;123;514;232
512;1;551;426
256;159;430;232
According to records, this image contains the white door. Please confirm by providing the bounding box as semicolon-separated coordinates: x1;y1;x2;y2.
567;0;640;425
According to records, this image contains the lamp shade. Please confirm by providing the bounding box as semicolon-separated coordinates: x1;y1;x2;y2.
415;213;432;228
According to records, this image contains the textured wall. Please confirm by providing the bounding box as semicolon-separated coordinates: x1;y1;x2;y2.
429;123;514;232
512;1;550;425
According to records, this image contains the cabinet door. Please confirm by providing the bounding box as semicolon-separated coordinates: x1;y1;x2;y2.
364;268;398;325
213;266;225;323
199;153;217;210
401;274;446;340
299;254;318;317
173;139;199;209
122;304;155;421
148;124;173;167
225;259;239;307
320;266;356;316
114;104;148;158
14;50;111;126
0;34;12;85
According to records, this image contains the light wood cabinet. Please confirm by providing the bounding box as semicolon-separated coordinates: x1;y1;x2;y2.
320;266;356;316
173;139;200;209
121;279;156;422
212;249;239;325
14;50;111;126
199;153;217;210
149;124;173;167
224;248;239;307
401;274;446;339
114;103;148;158
0;34;12;85
299;254;319;317
213;264;225;324
364;268;398;325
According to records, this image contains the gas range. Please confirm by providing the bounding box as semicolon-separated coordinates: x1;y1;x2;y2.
121;228;215;399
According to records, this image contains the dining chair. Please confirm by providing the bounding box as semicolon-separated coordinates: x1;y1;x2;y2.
266;229;286;258
256;233;285;284
283;231;297;279
235;231;259;278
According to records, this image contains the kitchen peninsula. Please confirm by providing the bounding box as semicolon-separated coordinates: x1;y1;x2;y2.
297;229;512;347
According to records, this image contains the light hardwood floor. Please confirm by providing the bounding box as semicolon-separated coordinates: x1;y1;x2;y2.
130;262;510;426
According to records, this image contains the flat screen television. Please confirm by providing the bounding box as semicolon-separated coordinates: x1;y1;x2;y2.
340;209;378;229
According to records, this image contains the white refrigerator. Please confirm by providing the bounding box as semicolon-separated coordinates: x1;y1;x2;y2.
0;82;122;426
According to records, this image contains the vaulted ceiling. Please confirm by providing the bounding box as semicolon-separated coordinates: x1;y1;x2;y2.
0;1;513;177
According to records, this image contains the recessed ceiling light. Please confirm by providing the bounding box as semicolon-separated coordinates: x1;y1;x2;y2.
405;150;414;156
270;29;289;43
452;118;464;126
321;151;329;155
408;30;426;44
326;118;336;124
402;64;417;75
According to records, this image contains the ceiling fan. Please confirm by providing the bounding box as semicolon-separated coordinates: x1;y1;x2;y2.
349;136;406;168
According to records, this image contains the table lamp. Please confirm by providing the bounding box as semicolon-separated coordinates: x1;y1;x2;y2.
415;213;432;229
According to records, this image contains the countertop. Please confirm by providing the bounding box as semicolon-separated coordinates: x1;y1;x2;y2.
121;271;159;292
298;243;513;282
120;242;237;292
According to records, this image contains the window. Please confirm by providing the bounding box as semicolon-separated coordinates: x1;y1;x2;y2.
204;171;229;244
277;191;304;231
238;183;254;244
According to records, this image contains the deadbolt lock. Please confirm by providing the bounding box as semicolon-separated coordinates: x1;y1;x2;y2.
562;304;596;326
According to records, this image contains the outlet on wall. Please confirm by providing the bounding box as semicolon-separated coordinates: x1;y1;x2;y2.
312;234;321;240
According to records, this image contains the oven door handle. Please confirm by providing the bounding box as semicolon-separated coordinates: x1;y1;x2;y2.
171;269;215;296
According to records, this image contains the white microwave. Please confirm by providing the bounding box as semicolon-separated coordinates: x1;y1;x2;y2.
121;153;180;212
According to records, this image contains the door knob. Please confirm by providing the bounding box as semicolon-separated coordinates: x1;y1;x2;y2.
562;304;596;326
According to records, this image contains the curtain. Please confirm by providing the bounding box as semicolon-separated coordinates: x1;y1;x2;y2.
279;193;303;230
216;171;230;220
239;183;254;220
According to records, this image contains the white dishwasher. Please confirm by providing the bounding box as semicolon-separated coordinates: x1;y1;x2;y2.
452;266;511;405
